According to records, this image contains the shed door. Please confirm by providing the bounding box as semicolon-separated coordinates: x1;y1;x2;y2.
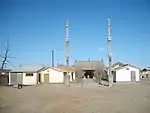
17;73;23;84
131;71;136;82
11;73;17;84
44;74;49;83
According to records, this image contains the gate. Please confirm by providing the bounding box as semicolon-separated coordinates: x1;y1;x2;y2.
11;73;23;85
11;73;17;84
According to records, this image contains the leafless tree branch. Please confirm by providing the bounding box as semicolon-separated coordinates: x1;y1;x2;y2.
0;38;17;74
1;41;9;71
0;54;5;58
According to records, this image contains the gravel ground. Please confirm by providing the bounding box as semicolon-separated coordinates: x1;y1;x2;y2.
0;79;150;113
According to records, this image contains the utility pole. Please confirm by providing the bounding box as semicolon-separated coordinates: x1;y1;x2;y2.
51;50;54;67
66;19;69;67
107;18;113;87
65;18;70;87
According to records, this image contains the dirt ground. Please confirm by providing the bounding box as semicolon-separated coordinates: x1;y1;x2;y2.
0;79;150;113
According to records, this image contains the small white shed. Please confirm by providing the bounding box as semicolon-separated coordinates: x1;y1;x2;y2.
39;66;76;84
113;64;140;83
9;66;44;85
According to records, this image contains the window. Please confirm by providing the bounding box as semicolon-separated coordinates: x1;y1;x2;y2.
26;73;33;76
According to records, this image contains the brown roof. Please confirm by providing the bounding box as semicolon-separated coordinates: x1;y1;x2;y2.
40;66;75;72
54;66;75;72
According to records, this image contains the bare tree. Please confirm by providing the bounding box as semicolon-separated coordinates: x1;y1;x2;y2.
94;59;105;85
0;39;16;73
95;68;102;84
1;41;9;71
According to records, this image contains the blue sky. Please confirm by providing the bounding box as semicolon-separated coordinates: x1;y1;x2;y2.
0;0;150;68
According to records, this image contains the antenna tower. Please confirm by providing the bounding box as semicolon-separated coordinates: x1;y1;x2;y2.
107;18;113;87
65;19;69;67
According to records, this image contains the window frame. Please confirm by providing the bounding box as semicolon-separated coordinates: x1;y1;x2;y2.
26;73;34;76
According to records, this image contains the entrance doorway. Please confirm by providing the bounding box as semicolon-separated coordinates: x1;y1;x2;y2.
38;73;41;83
44;74;49;83
131;71;136;82
84;70;94;79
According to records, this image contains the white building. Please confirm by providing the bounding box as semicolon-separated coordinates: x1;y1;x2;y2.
112;64;140;82
140;67;150;78
39;66;76;84
9;66;44;85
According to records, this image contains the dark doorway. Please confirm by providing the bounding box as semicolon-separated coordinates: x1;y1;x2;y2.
71;72;74;80
38;73;41;83
84;70;94;79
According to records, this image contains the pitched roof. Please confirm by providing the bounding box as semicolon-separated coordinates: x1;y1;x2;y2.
11;66;44;72
112;62;125;67
38;66;50;72
74;60;104;70
40;66;75;72
53;66;75;72
143;67;150;71
113;64;140;71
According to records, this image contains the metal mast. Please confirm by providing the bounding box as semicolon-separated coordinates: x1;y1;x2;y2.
65;19;69;67
65;18;70;87
51;50;54;67
107;18;113;87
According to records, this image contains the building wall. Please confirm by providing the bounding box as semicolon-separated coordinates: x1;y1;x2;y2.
49;69;64;83
116;68;131;82
115;66;140;82
67;72;75;81
0;75;9;85
40;69;49;83
8;72;11;85
73;72;76;80
22;73;37;85
141;71;150;78
40;68;76;83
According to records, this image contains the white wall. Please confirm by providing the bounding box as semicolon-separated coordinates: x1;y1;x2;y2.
129;66;140;81
73;72;76;80
8;72;11;85
49;69;64;83
116;68;131;82
68;72;76;81
115;66;140;82
23;73;37;85
40;69;49;83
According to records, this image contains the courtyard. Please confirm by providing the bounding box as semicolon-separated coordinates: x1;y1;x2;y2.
0;79;150;113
